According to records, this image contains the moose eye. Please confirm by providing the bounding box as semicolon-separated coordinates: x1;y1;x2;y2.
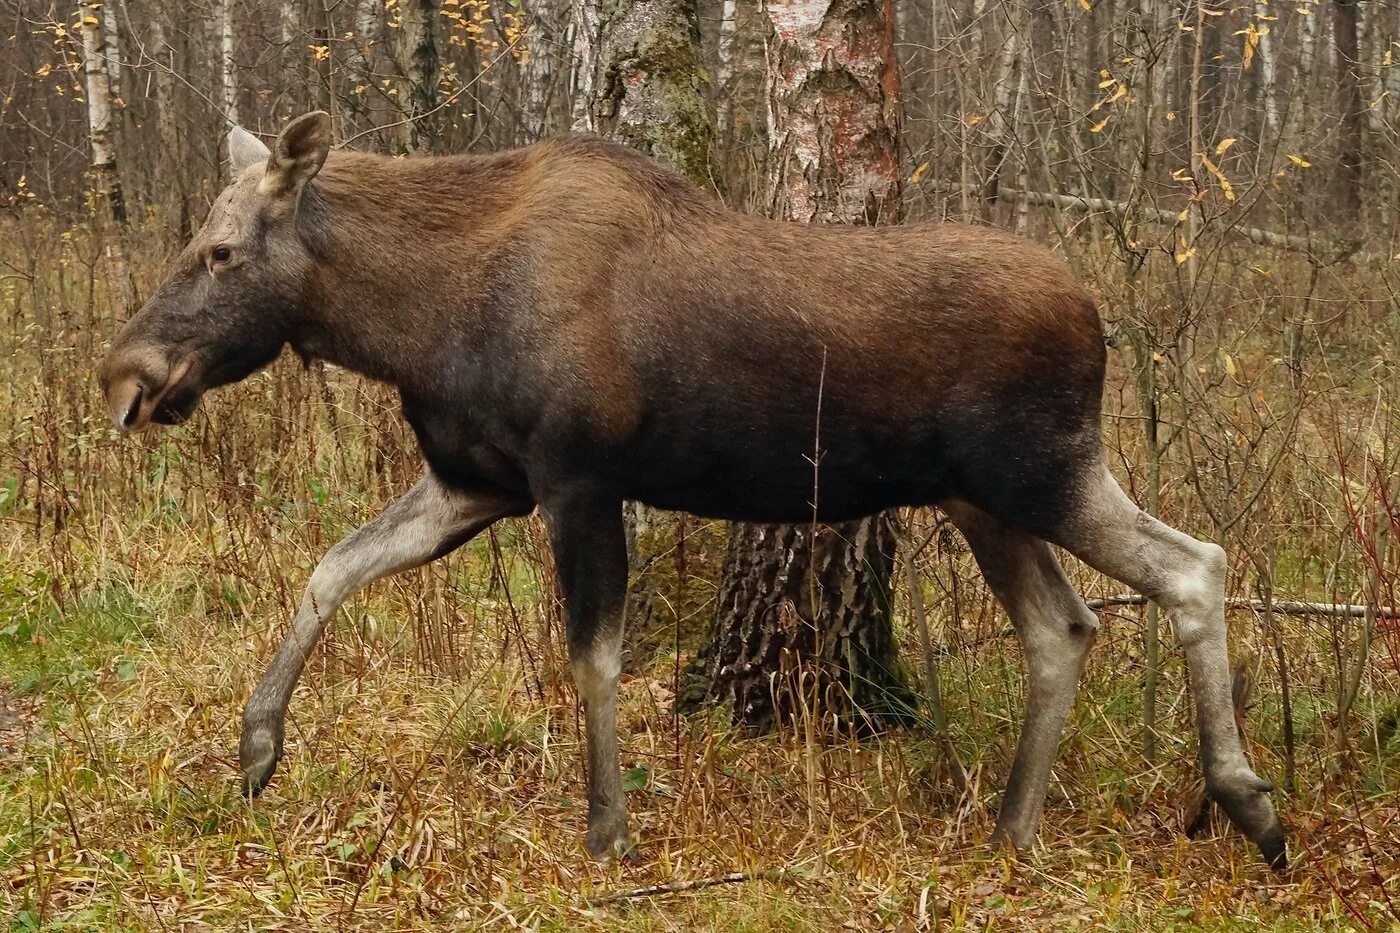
211;245;233;265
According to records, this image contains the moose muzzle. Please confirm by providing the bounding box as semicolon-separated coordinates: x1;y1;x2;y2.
101;342;200;433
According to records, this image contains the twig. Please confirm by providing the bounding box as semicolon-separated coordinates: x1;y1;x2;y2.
1086;594;1397;619
585;870;788;906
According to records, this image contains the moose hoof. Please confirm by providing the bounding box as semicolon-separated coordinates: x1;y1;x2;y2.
584;816;634;862
238;726;282;798
1210;775;1287;872
990;821;1035;855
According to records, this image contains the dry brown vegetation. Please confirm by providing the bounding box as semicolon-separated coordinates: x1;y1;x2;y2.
0;209;1396;928
4;0;1400;927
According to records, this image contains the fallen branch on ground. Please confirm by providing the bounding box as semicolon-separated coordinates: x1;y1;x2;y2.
586;870;789;906
1086;594;1397;619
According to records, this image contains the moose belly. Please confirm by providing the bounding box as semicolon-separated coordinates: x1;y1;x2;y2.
620;423;954;524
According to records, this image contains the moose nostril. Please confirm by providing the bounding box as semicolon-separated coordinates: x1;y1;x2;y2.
120;383;145;430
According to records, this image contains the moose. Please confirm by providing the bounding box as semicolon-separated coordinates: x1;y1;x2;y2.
101;111;1285;869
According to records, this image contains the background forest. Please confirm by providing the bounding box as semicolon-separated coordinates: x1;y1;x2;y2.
2;0;1399;928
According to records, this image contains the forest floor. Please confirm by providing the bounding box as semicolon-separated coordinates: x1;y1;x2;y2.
2;513;1398;932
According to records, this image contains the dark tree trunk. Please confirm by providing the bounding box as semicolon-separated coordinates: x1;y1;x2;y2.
681;0;913;731
683;518;912;731
1332;0;1364;225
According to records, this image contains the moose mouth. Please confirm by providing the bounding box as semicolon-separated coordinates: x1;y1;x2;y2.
107;353;201;433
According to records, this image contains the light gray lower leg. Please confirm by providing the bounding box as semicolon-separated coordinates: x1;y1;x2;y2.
571;626;628;858
240;474;526;794
948;502;1098;849
1051;467;1285;869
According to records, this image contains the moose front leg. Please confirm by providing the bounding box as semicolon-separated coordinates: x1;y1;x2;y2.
539;490;631;859
240;473;529;795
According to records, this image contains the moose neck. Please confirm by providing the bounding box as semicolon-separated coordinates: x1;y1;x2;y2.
292;150;527;390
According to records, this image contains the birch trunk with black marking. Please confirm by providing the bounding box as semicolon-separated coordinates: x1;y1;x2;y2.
522;0;567;141
681;0;912;731
394;0;440;154
346;0;382;130
215;0;238;128
79;0;134;313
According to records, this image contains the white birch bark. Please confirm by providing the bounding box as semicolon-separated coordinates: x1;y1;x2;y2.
1256;0;1280;143
347;0;381;123
101;0;122;99
569;0;601;132
79;0;134;311
522;0;563;140
762;0;902;224
216;0;239;129
715;0;739;140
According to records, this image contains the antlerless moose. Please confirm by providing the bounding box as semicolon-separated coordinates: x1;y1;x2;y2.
101;112;1286;869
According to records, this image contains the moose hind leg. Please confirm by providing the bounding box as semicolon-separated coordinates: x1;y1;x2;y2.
1049;466;1286;870
945;502;1098;850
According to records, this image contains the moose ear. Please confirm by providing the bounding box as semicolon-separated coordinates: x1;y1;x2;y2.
227;125;271;176
260;111;332;205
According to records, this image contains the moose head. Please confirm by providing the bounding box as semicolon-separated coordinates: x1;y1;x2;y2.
100;112;332;432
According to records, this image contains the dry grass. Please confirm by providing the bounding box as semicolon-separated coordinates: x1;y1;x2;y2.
2;215;1398;930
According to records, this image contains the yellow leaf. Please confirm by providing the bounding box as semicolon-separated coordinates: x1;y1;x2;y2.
1215;137;1236;155
1090;118;1109;133
1287;153;1312;168
1165;111;1177;121
1079;0;1092;9
1224;354;1238;377
1175;247;1198;265
910;161;928;184
1200;153;1235;201
80;15;98;25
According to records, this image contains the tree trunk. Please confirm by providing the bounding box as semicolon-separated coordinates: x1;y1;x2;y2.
715;0;739;143
147;9;190;242
681;0;912;731
215;0;238;128
571;0;717;186
346;0;382;131
101;0;122;102
395;0;441;154
569;0;600;130
984;2;1023;213
79;0;134;313
1332;0;1364;225
522;0;567;141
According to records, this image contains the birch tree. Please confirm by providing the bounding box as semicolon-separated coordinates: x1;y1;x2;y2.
522;0;568;141
216;0;238;129
682;0;911;731
395;0;441;154
78;0;134;313
571;0;717;185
